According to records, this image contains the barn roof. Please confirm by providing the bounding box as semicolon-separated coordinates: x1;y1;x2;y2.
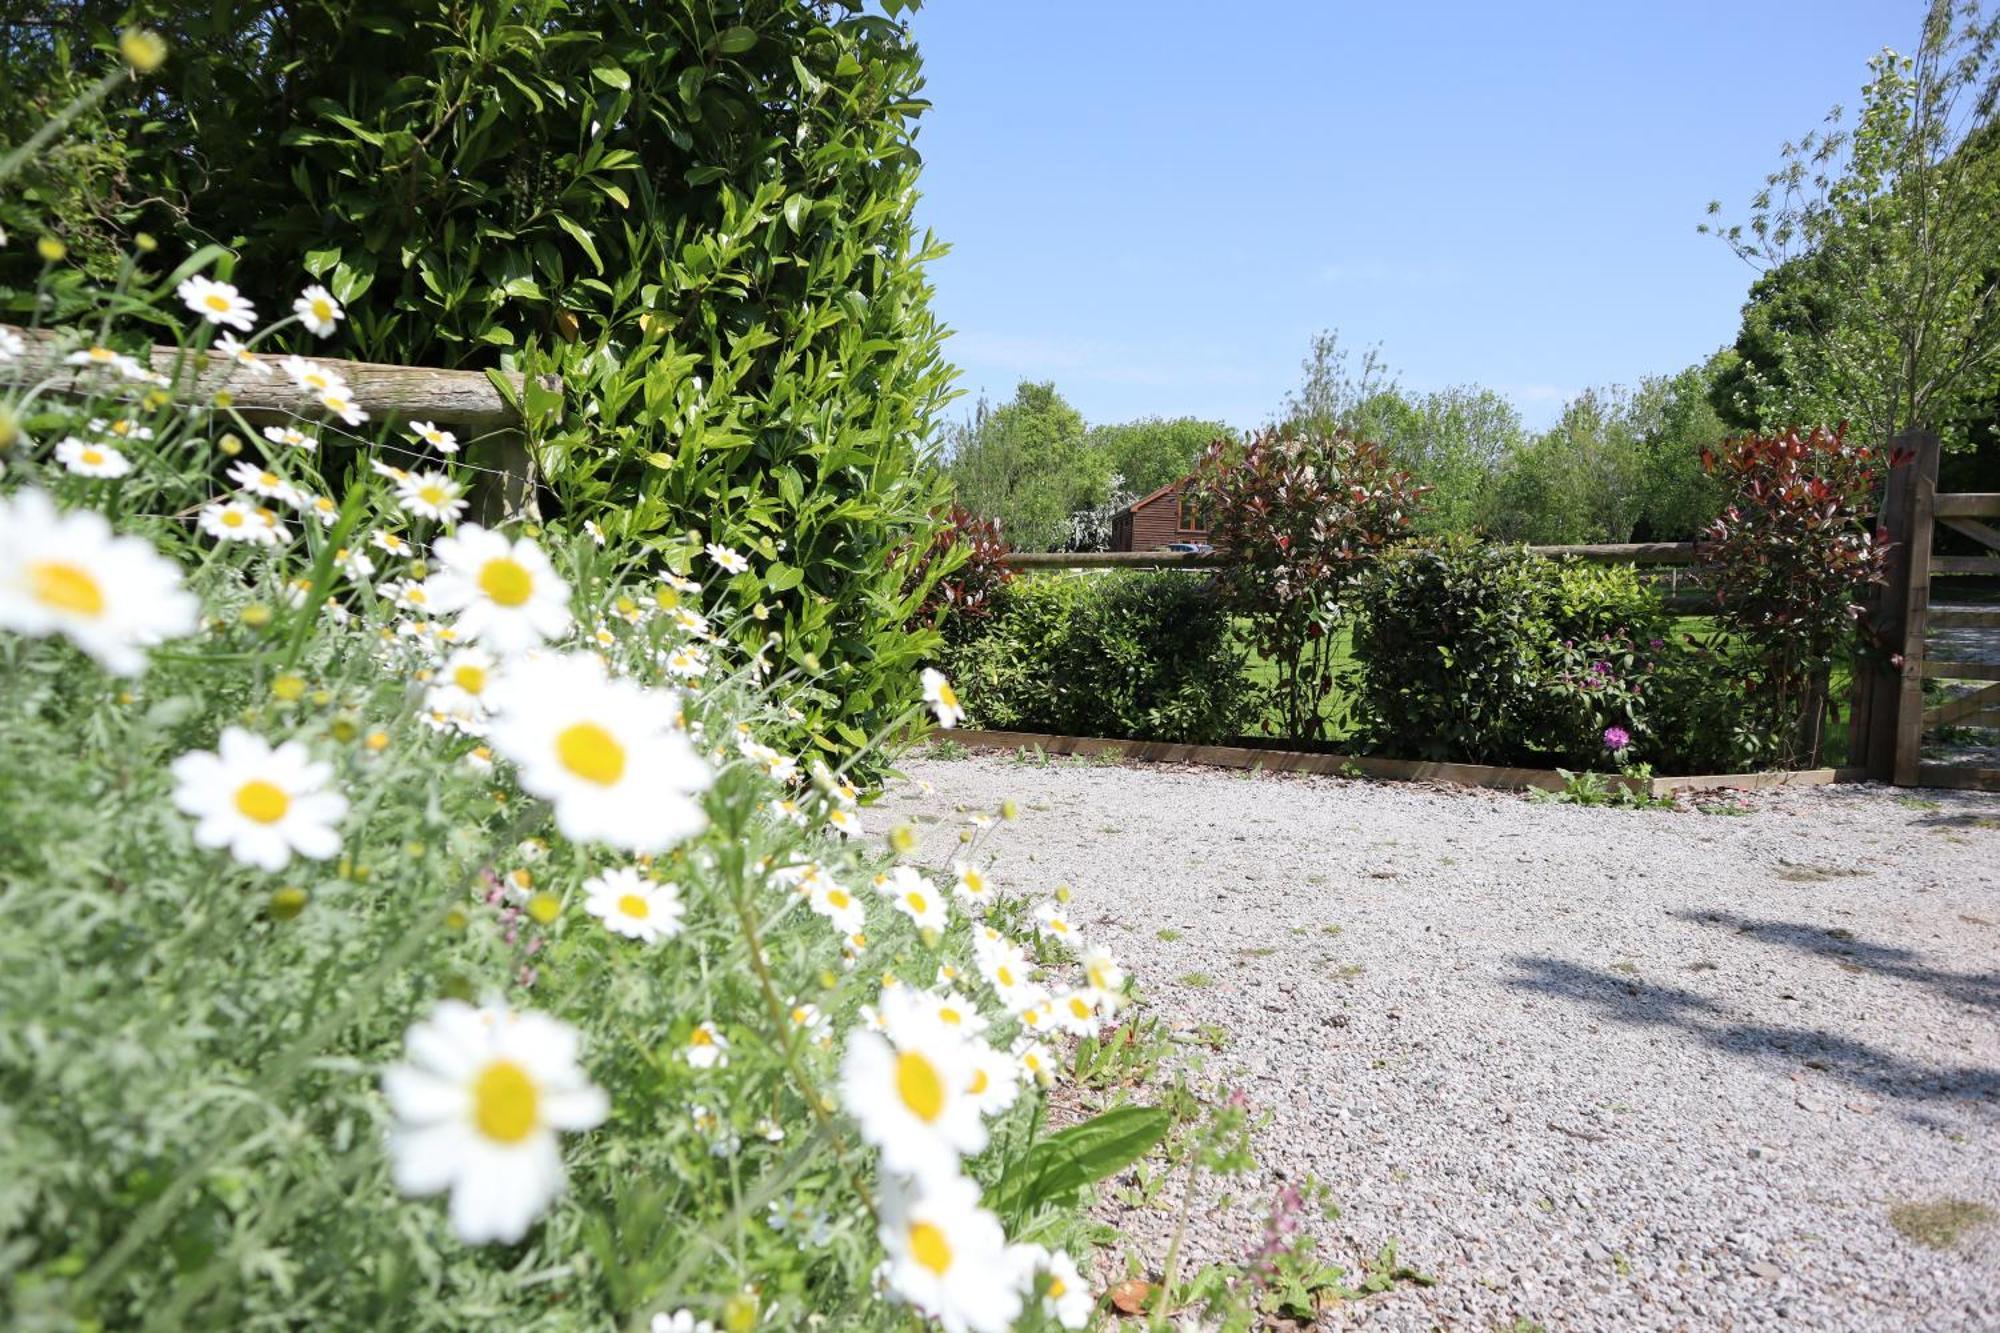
1114;473;1196;518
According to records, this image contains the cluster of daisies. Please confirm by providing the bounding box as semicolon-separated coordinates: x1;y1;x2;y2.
1;270;1132;1330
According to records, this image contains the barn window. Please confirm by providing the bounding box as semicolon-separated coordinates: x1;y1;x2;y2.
1176;495;1205;531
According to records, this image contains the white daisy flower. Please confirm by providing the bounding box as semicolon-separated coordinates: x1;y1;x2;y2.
292;492;341;527
382;1001;608;1245
1034;903;1079;943
177;274;258;331
199;499;283;546
294;284;346;338
876;865;946;932
318;387;368;427
370;529;412;558
228;459;300;504
651;1312;716;1333
334;545;377;580
838;1021;985;1190
826;805;861;839
0;328;23;361
808;877;867;935
583;518;606;546
975;941;1045;1015
922;667;964;729
410;420;459;454
1082;946;1127;1013
1049;988;1102;1039
54;436;132;479
664;643;708;680
965;1041;1022;1119
582;866;684;943
876;1174;1022;1333
882;985;989;1043
89;416;154;443
280;354;350;397
262;424;315;450
1015;1000;1058;1040
0;488;197;675
951;862;994;912
396;470;467;524
425;526;572;655
788;1001;831;1046
66;345;152;381
169;726;348;871
1011;1245;1091;1330
684;1020;729;1069
214;331;270;374
661;571;700;595
427;645;497;717
689;1104;740;1157
1012;1038;1057;1088
670;605;709;637
484;651;711;852
704;542;748;575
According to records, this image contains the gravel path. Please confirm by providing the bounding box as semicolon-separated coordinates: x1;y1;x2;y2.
889;754;2000;1331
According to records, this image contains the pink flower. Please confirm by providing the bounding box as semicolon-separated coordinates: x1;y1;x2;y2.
1603;725;1632;753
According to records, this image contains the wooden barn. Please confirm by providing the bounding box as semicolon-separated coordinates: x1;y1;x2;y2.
1109;475;1213;552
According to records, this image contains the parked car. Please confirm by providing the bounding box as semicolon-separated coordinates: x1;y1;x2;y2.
1159;541;1214;554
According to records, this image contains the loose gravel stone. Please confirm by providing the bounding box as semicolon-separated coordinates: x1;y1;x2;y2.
893;753;2000;1331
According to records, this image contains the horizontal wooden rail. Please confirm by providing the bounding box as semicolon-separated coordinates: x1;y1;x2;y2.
1003;541;1699;571
1914;764;2000;791
1924;683;2000;727
1931;608;2000;629
1934;493;2000;517
3;323;529;430
1920;660;2000;681
1931;556;2000;576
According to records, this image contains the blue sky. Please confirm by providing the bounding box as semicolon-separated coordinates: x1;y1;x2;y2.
906;1;1918;432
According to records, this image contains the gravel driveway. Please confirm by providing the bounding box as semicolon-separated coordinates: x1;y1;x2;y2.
890;753;2000;1331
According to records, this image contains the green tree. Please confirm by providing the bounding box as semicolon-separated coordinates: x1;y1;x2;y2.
943;381;1090;550
1083;416;1230;496
1702;0;2000;449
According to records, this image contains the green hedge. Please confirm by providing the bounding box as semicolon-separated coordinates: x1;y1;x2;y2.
942;572;1261;744
1351;539;1721;770
0;1;953;766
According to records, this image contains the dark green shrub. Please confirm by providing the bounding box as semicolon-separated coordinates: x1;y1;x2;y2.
1351;539;1554;763
0;1;953;763
943;573;1260;744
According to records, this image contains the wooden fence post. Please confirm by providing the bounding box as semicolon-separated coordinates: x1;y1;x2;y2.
467;430;542;527
1891;432;1942;787
1851;434;1919;780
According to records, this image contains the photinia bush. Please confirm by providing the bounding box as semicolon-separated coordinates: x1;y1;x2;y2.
1697;425;1890;767
902;503;1015;642
1189;428;1425;740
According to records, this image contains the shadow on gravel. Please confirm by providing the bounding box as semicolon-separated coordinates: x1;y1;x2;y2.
1505;957;2000;1109
1671;910;2000;1015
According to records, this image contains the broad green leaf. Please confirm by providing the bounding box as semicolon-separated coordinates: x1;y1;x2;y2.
716;26;758;54
303;248;342;280
591;62;631;91
988;1105;1170;1222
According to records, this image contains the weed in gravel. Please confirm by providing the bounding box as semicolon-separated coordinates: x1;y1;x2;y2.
1611;960;1639;975
1071;1017;1168;1090
1243;946;1278;958
1331;963;1366;981
1889;1199;1995;1249
1156;928;1184;942
1895;796;1943;811
1322;924;1344;937
1686;959;1720;972
1178;971;1214;988
925;737;970;760
1775;865;1864;882
1305;873;1327;885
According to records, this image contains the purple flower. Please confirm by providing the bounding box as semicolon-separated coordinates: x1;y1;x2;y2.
1603;725;1631;753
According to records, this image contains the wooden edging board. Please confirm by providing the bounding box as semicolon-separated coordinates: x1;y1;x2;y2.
944;728;1865;797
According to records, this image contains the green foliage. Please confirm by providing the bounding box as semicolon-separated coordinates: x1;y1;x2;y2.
942;572;1261;744
987;1104;1170;1224
1697;425;1890;767
0;0;956;768
1352;542;1729;769
1702;0;2000;450
1192;428;1425;741
1082;416;1229;498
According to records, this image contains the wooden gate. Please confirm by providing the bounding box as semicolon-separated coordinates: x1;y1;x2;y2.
1860;434;2000;791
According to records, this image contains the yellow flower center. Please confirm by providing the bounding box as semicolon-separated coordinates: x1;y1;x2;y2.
1068;996;1092;1019
220;509;245;528
453;663;487;695
996;965;1016;987
419;485;448;506
968;1068;989;1095
895;1049;945;1123
259;471;279;487
904;892;928;915
312;298;334;322
204;292;231;312
617;893;650;920
234;779;290;824
827;889;850;909
908;1221;953;1277
29;561;105;617
81;448;105;465
472;1059;539;1144
111;420;131;436
937;680;958;709
556;722;625;786
964;872;983;894
1048;1275;1068;1299
478;557;534;607
938;1007;963;1026
690;1026;714;1046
